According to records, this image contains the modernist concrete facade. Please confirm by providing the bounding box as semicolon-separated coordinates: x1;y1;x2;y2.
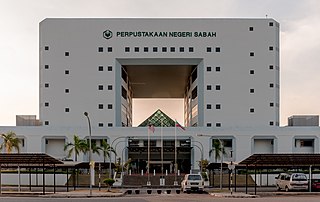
0;18;319;173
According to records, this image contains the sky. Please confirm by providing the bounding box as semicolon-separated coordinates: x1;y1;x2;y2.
0;0;320;126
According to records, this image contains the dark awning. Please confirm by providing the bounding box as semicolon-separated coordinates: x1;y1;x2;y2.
0;153;63;167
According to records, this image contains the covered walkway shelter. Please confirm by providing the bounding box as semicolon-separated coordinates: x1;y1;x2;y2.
238;153;320;195
0;153;63;195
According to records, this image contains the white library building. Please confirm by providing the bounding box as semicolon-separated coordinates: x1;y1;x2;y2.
1;18;319;174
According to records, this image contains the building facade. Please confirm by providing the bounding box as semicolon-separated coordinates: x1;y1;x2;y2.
0;18;319;174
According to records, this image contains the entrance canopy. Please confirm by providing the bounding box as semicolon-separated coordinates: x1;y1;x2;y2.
238;153;320;168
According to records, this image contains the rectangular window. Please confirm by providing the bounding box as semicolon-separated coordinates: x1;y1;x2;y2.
144;47;149;52
207;104;212;109
98;47;103;52
65;70;69;75
98;123;104;127
250;88;254;93
162;47;167;52
44;102;49;107
108;85;112;90
163;140;175;147
249;27;254;31
269;121;274;126
216;104;221;109
250;70;254;74
122;86;127;99
134;47;139;52
98;85;103;90
250;52;254;57
189;47;194;52
108;104;112;109
44;121;49;125
65;108;70;112
108;66;112;71
215;85;221;90
108;123;113;127
250;108;254;113
191;87;197;99
270;102;274;107
98;66;103;71
206;123;212;127
65;52;69;56
206;47;212;52
269;22;274;26
153;47;158;52
207;66;211;72
216;66;221;72
98;104;104;109
170;47;175;52
45;46;49;50
65;89;69;93
125;47;130;52
216;123;221;127
45;65;49;69
44;83;49;88
207;85;212;90
269;46;274;51
215;47;221;52
269;65;274;70
179;47;184;52
107;47;112;52
270;83;274;88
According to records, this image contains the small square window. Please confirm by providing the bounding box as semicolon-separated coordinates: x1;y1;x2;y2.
269;65;274;70
269;46;274;51
45;83;49;88
249;27;254;31
107;47;112;52
98;123;104;127
206;104;212;109
216;85;221;90
44;102;49;107
44;121;49;126
270;103;274;107
189;47;194;52
215;47;221;52
216;104;221;109
45;65;49;69
65;70;69;75
269;22;274;26
144;47;149;52
98;47;103;52
207;85;212;90
125;47;130;52
108;85;112;90
108;104;113;109
98;104;104;109
108;66;112;71
162;47;167;52
65;52;69;56
250;89;254;93
250;108;255;113
216;123;221;127
108;123;113;127
153;47;158;52
65;108;70;113
98;85;103;90
269;121;274;126
206;47;212;52
98;66;104;71
206;123;212;127
65;89;69;93
170;47;175;52
45;46;49;50
134;47;139;52
179;47;184;52
250;52;254;57
270;83;274;88
250;70;255;74
207;66;212;72
216;67;221;72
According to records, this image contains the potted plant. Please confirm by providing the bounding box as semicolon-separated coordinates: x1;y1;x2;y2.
103;178;115;192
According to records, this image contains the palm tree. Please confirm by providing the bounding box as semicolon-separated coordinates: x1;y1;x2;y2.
100;139;116;163
0;131;21;153
64;135;88;161
209;139;226;162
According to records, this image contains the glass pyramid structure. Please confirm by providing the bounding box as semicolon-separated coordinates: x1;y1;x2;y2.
138;109;176;127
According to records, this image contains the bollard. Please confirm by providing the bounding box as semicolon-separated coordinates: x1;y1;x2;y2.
141;170;144;176
129;169;131;175
178;170;180;176
154;169;156;176
166;170;168;176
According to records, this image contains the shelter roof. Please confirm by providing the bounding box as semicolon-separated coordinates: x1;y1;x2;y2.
0;153;63;166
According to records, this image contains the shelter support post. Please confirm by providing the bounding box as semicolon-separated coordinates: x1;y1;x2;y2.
66;168;69;192
254;166;257;195
266;169;269;187
228;170;230;190
245;165;248;194
309;165;312;192
234;167;237;192
43;163;45;195
73;168;76;190
0;164;2;194
54;165;56;193
29;168;32;191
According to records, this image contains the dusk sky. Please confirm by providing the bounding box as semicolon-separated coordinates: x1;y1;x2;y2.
0;0;320;126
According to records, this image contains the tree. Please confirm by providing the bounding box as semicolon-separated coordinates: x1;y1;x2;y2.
100;139;116;163
198;159;209;172
64;135;88;161
209;139;226;162
0;131;21;153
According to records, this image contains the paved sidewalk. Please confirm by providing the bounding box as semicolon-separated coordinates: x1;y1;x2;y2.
40;189;126;198
209;192;259;198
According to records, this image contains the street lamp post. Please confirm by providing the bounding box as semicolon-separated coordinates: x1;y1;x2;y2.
197;134;224;190
193;140;204;172
193;145;203;172
84;112;93;196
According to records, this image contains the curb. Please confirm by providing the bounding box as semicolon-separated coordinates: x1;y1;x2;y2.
210;193;259;198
